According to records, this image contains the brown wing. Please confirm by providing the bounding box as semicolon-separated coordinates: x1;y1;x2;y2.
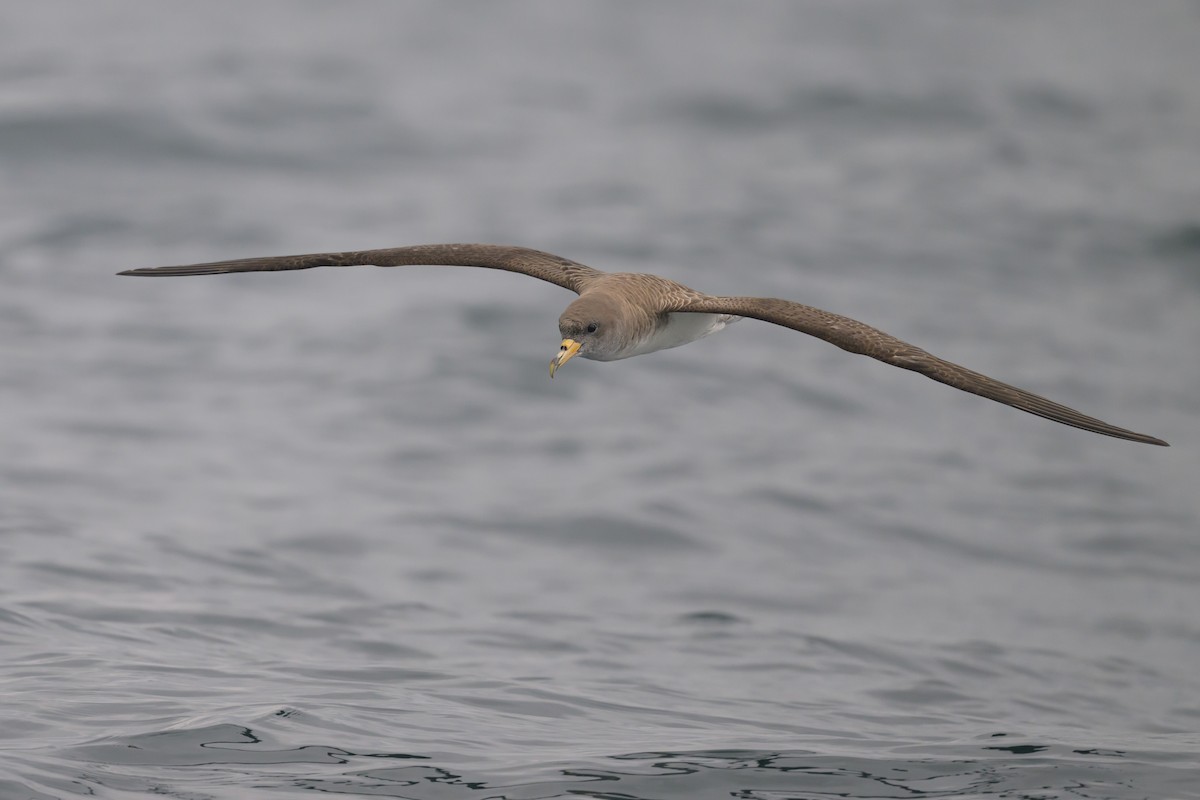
675;295;1168;446
118;243;602;294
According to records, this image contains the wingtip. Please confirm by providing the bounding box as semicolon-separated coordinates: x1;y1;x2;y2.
117;268;171;276
116;265;225;276
1123;431;1170;446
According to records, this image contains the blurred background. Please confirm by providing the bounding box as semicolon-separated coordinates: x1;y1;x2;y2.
1;2;1198;798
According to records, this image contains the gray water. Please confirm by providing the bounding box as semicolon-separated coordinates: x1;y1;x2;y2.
2;2;1200;798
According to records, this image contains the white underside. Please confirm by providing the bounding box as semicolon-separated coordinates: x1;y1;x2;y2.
612;312;740;360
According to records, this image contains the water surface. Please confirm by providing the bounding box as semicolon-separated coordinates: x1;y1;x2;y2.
2;2;1199;798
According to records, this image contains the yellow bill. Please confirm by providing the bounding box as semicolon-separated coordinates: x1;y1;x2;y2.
549;338;581;378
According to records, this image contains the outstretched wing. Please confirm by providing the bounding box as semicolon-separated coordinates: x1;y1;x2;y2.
119;244;602;294
675;295;1168;446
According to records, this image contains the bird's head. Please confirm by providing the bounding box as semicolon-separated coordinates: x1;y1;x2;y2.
550;295;624;377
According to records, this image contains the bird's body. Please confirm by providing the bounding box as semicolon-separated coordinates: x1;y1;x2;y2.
119;243;1169;446
555;271;740;360
617;310;739;360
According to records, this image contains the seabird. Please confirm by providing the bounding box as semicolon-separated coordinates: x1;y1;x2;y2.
119;243;1168;446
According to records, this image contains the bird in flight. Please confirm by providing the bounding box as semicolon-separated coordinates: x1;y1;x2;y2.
120;243;1168;446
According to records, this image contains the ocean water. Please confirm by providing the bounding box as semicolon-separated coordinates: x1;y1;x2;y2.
2;2;1199;798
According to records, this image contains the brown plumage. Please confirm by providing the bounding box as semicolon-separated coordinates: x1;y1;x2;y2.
119;243;1168;446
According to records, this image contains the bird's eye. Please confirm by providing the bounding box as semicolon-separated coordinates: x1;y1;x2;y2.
586;322;598;334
